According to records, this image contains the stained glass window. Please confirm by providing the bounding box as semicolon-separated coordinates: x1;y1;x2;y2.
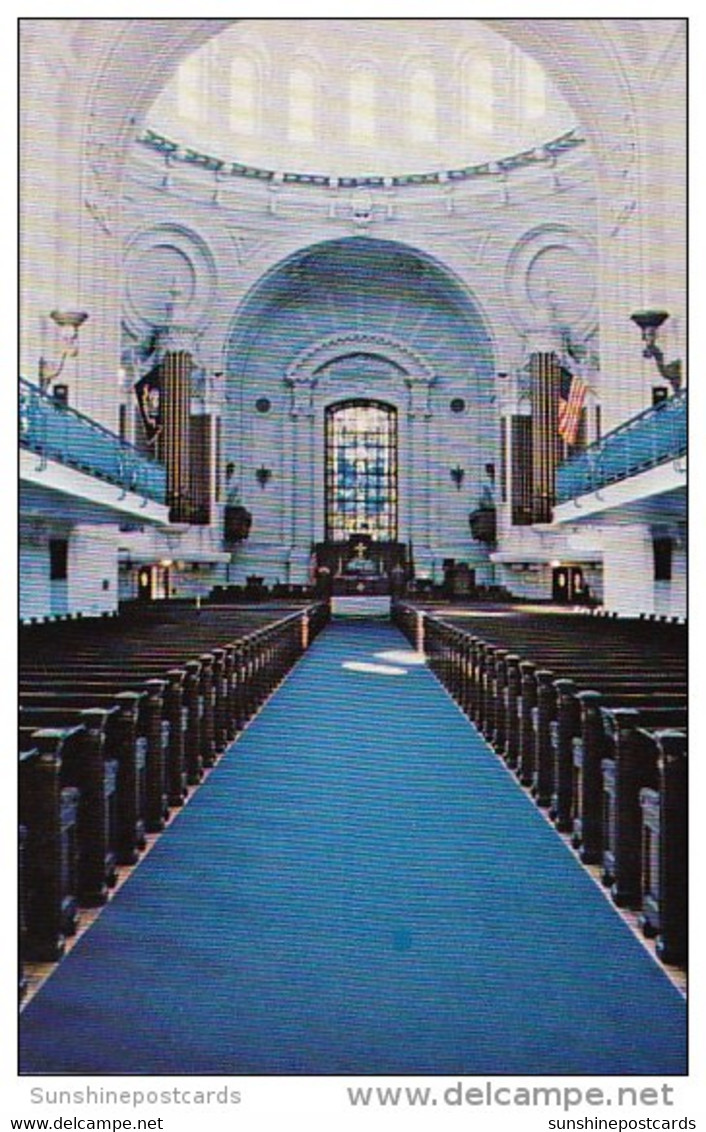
325;400;397;541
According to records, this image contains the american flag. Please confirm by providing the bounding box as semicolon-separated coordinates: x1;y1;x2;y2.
558;372;589;446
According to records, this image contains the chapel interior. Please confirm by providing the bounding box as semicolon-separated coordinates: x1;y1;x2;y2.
18;18;687;1077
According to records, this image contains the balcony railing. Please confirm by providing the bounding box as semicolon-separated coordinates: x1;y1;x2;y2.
556;390;686;505
19;378;167;505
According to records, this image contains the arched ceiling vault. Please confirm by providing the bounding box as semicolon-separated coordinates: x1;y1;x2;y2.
224;236;495;389
70;17;673;187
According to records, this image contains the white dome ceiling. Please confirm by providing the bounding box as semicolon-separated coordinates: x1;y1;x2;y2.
146;19;577;179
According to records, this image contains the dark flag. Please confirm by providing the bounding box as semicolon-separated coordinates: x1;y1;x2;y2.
558;368;588;446
134;365;162;443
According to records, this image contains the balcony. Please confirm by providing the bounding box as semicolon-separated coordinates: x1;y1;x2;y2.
19;378;166;504
556;391;686;505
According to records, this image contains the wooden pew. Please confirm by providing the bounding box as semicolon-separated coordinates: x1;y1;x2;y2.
600;712;665;906
24;668;189;809
18;602;331;975
394;601;686;929
21;662;203;799
20;683;169;834
639;730;687;966
19;824;28;1000
532;672;685;816
19;736;81;961
20;708;120;906
571;692;686;865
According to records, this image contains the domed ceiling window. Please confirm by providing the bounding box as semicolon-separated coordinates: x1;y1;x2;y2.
408;65;437;142
229;55;258;135
288;65;316;143
465;56;494;136
147;19;577;178
349;66;377;146
177;50;206;122
523;55;546;121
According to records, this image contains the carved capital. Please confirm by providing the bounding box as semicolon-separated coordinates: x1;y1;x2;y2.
405;374;434;419
157;324;200;356
284;373;317;418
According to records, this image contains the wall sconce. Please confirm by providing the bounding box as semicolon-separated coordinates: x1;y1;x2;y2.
450;465;465;490
630;309;669;359
256;465;272;489
630;310;682;392
38;310;89;392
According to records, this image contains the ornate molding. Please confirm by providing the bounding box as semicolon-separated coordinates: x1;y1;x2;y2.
404;375;434;419
284;373;318;419
227;228;274;267
505;223;598;339
284;332;437;419
286;333;435;386
84;132;120;235
122;222;217;339
135;126;585;193
157;323;201;355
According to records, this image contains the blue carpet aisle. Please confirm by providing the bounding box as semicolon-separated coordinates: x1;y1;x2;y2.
20;621;686;1075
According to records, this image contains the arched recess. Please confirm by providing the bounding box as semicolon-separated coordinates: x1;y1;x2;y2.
222;235;495;404
219;234;497;574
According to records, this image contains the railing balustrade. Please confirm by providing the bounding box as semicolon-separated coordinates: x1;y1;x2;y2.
20;378;167;504
556;390;686;504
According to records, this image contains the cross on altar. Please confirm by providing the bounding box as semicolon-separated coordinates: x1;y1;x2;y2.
353;541;368;558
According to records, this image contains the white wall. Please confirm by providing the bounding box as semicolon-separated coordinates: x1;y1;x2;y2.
67;527;119;617
19;525;52;621
19;522;120;621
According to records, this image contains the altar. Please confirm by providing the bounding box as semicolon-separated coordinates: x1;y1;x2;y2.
312;536;409;597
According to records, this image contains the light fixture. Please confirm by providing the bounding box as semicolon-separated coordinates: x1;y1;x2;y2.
630;310;682;392
630;309;669;358
38;310;89;392
256;465;272;488
450;465;465;490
